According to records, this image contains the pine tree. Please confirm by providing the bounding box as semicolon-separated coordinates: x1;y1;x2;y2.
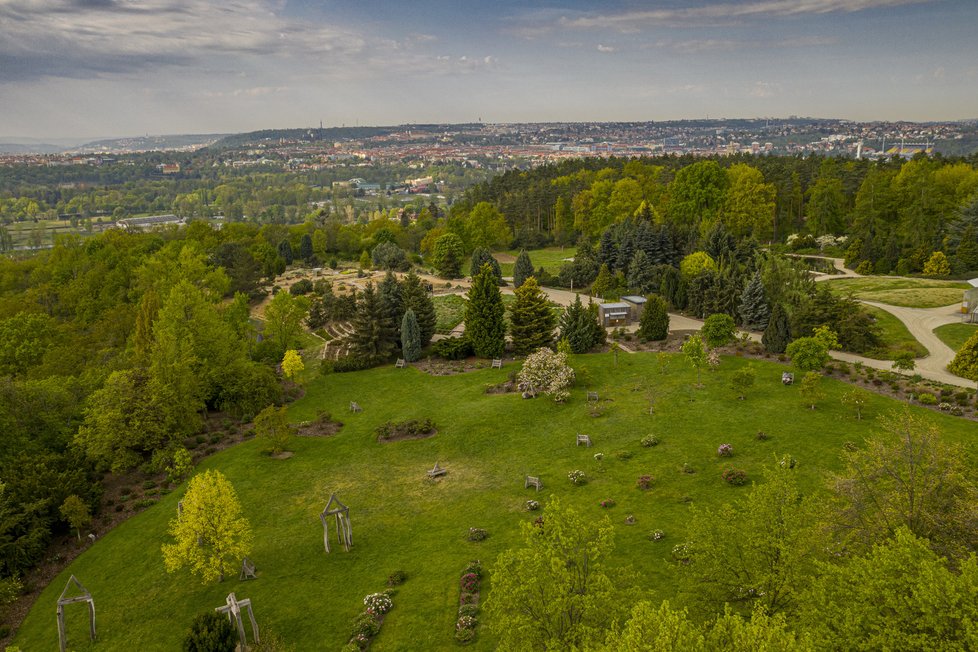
585;299;607;349
598;230;617;269
470;247;503;284
739;271;770;331
402;271;437;347
299;233;314;262
466;263;506;358
358;249;370;270
559;295;589;354
762;302;791;354
401;309;422;362
591;263;615;299
509;277;556;355
378;271;405;344
349;282;396;361
615;233;635;273
277;239;294;265
513;250;534;289
627;249;655;294
638;295;669;341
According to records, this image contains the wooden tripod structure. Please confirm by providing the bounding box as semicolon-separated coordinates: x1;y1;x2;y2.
320;493;352;553
57;575;96;652
215;592;260;648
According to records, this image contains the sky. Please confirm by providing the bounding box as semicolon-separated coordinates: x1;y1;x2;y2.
1;0;977;140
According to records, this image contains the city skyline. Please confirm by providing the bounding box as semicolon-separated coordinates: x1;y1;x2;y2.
1;0;976;140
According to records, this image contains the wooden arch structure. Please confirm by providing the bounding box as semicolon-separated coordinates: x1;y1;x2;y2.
215;592;260;648
320;493;352;553
57;575;96;652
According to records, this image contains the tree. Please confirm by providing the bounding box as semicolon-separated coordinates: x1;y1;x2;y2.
509;277;556;355
298;233;314;262
254;405;292;455
469;247;503;284
590;263;616;299
513;250;534;289
805;175;846;236
263;291;310;357
679;460;825;617
723;163;777;240
484;498;620;651
166;448;195;483
277;239;294;265
162;470;252;583
559;294;604;353
729;364;756;400
680;251;718;280
463;201;512;251
401;271;437;347
465;263;506;358
0;312;55;377
802;528;978;652
378;271;405;344
763;303;791;353
517;348;575;402
830;408;978;560
281;349;304;381
799;371;824;409
132;289;160;365
922;250;951;277
638;295;669;341
401;309;422;362
554;196;575;245
682;334;707;388
358;249;371;270
349;282;396;362
949;330;978;380
891;351;916;373
738;272;769;331
432;233;464;278
371;241;409;271
626;249;655;294
786;326;836;372
701;313;736;349
183;610;237;652
841;389;869;419
59;495;91;541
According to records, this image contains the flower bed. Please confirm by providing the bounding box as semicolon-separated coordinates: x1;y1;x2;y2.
344;588;396;650
717;443;733;457
568;470;587;485
722;468;748;486
455;560;483;645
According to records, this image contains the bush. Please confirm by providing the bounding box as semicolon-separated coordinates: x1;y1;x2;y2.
467;528;488;542
433;336;473;360
460;572;480;592
363;593;392;616
463;560;482;577
525;500;540;511
567;470;587;485
289;279;313;295
755;431;770;441
458;604;479;617
637;475;654;490
641;434;659;447
332;354;387;373
716;443;733;457
599;499;616;508
350;612;381;638
721;468;748;486
455;627;476;644
183;611;237;652
648;529;666;541
917;392;938;405
615;450;634;460
375;418;436;440
387;570;407;587
456;615;478;630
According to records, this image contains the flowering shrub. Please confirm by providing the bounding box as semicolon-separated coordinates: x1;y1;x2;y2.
649;529;665;541
458;604;478;617
599;499;616;508
641;434;659;447
917;393;937;405
464;560;482;577
467;527;488;542
455;628;476;644
672;543;692;563
624;514;636;524
778;456;797;469
939;402;952;411
459;592;477;604
707;349;721;369
637;475;653;490
722;468;748;486
457;615;477;631
525;499;540;511
460;573;480;593
593;452;604;461
363;593;392;615
755;431;770;441
717;443;733;457
517;349;576;402
350;612;381;638
387;570;407;586
568;470;587;485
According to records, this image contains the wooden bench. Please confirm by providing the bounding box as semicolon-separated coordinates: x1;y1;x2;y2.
349;401;363;413
239;557;257;581
395;358;405;368
491;358;502;369
587;391;599;402
576;434;592;447
427;462;447;478
525;475;542;492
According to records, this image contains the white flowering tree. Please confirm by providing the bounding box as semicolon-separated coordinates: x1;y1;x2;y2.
517;348;576;402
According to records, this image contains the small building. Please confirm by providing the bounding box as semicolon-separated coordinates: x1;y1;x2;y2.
621;295;647;320
599;302;631;327
963;279;978;323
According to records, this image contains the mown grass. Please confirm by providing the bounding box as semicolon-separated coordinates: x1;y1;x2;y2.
827;277;969;308
495;247;576;277
934;323;978;353
14;354;978;651
862;306;928;360
433;294;467;333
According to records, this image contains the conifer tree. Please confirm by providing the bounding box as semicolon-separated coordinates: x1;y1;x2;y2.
509;277;556;355
401;309;422;362
432;233;464;278
277;239;294;265
470;247;503;284
299;233;314;262
739;271;770;331
591;264;617;299
378;271;405;344
349;282;396;361
466;263;506;358
401;271;437;347
559;295;590;354
627;249;655;294
763;303;791;354
638;295;669;341
513;250;534;288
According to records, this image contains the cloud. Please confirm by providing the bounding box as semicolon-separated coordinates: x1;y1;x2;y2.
749;81;780;98
597;44;615;53
559;0;933;31
645;35;837;54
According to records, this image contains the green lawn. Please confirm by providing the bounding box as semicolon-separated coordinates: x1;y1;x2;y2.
862;305;928;360
827;277;969;309
433;294;467;333
495;247;576;277
935;323;978;353
14;354;978;651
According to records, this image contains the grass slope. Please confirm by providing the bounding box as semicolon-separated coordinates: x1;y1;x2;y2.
935;323;978;354
14;354;978;651
827;277;969;309
495;247;576;277
863;305;928;360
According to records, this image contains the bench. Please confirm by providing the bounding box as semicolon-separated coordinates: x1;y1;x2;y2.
525;475;542;492
491;358;502;369
427;462;447;478
395;358;405;368
350;401;363;413
576;434;592;447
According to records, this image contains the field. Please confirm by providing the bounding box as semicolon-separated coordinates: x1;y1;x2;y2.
827;277;969;309
494;247;576;277
862;305;928;360
934;323;978;353
13;353;977;651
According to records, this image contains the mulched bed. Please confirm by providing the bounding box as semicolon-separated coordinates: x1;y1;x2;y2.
295;413;344;437
376;419;438;443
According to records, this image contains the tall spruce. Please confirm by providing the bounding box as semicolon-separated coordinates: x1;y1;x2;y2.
627;249;655;294
378;271;405;344
739;271;770;331
299;233;314;262
401;309;422;362
350;282;396;361
466;263;506;358
277;239;294;265
402;271;437;347
509;277;556;355
638;294;670;341
470;247;503;284
513;250;534;289
762;302;791;354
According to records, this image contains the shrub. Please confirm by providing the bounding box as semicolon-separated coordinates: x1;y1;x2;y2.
917;392;938;405
721;468;748;486
467;528;488;542
637;475;654;490
681;463;696;474
289;279;314;295
460;573;480;592
183;610;237;652
568;470;587;485
599;499;616;508
593;452;604;462
671;543;692;563
716;443;733;457
455;627;476;644
517;348;576;402
649;529;665;541
363;593;392;616
350;612;381;638
755;431;770;441
615;450;634;460
641;434;659;447
459;592;477;604
463;560;482;577
458;604;479;617
456;615;478;631
433;336;473;360
525;500;540;511
386;570;407;587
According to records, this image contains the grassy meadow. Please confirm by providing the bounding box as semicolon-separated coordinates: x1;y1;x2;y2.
934;323;978;354
494;247;576;277
863;305;928;359
827;277;969;309
13;353;978;651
